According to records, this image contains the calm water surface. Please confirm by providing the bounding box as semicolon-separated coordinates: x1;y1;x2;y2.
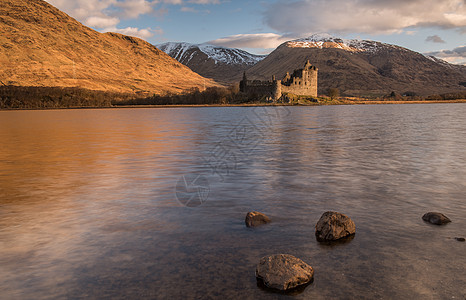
0;105;465;299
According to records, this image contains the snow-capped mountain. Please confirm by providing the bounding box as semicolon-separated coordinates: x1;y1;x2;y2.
157;42;265;84
286;33;408;53
247;34;466;96
158;42;265;65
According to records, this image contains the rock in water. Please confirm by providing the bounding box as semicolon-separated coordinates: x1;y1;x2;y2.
422;212;451;225
256;254;314;291
315;211;356;241
245;211;271;227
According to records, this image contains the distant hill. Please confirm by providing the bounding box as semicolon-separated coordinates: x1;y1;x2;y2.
246;34;466;96
0;0;217;95
158;42;265;84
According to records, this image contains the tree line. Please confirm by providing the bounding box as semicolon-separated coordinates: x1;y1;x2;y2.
113;86;267;106
0;85;253;109
1;85;465;109
0;86;133;109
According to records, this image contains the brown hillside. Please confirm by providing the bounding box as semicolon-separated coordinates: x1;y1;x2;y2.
0;0;217;94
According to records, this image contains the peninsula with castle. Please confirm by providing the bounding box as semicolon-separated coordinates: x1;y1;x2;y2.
240;60;318;101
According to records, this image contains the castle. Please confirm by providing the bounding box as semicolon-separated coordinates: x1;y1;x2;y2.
240;60;318;101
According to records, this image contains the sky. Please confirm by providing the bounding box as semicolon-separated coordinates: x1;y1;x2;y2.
45;0;466;65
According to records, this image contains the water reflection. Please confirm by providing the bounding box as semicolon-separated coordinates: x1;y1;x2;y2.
0;105;465;299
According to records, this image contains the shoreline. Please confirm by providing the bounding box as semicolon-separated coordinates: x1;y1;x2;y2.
1;99;466;111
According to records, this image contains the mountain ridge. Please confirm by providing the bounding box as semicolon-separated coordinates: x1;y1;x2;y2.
246;34;466;96
286;34;410;53
158;42;265;84
158;42;265;65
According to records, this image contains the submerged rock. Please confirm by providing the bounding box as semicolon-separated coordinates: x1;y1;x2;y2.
315;211;356;241
256;254;314;291
245;211;271;227
422;212;451;225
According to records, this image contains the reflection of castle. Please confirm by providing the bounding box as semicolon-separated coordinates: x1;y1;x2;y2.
240;60;318;100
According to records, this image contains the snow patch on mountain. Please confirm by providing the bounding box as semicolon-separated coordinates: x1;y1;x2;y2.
424;55;456;68
158;42;265;65
286;34;408;53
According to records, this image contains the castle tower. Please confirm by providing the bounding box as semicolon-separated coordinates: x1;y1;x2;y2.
272;77;282;101
303;60;312;85
304;60;312;69
283;72;291;84
308;66;318;97
239;71;247;93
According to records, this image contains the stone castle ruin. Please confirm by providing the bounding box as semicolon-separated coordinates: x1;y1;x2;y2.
240;60;318;101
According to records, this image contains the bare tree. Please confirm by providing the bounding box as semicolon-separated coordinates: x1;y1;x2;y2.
328;88;340;100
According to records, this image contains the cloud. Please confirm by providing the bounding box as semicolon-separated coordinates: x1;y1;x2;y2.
426;35;446;43
46;0;122;29
113;0;154;19
45;0;220;32
45;0;169;40
207;33;293;50
46;0;116;20
425;45;466;65
46;0;167;42
161;0;183;4
103;26;163;39
188;0;219;3
180;6;198;12
46;0;156;24
264;0;466;35
180;6;211;13
85;16;120;28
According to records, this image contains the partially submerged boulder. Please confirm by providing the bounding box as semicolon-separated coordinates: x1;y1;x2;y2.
256;254;314;291
245;211;271;227
315;211;356;241
422;212;451;225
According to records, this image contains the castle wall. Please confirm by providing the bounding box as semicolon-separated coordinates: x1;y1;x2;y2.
281;69;317;97
240;61;318;100
241;81;275;98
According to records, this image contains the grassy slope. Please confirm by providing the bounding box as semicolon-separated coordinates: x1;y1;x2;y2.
0;0;217;95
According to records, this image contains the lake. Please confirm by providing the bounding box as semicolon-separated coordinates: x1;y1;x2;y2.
0;104;465;299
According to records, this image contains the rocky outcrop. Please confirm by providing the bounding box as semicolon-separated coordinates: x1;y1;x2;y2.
245;211;271;227
422;212;451;225
315;211;356;241
256;254;314;291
